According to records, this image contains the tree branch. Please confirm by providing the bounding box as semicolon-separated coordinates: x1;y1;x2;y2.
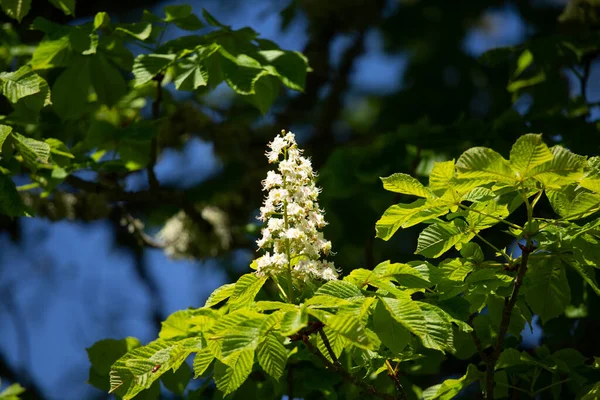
484;242;534;399
301;335;395;400
147;74;164;192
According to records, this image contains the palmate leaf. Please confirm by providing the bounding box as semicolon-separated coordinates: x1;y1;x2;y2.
429;160;456;190
380;173;432;197
422;364;482;400
192;348;214;378
257;331;287;380
159;308;217;340
315;280;363;299
12;132;50;172
416;219;474;258
173;54;208;91
109;337;203;399
206;309;264;360
464;200;509;230
509;133;553;176
372;300;411;353
376;198;453;241
0;66;42;103
280;307;308;336
456;147;516;184
379;295;453;352
546;185;600;220
258;49;309;92
132;54;176;86
228;273;267;310
524;257;571;323
326;312;372;349
0;125;11;148
527;146;586;187
213;350;254;396
564;248;600;295
220;316;265;360
204;282;235;307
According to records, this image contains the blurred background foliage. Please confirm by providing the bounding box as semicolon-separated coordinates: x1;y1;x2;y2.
1;0;600;399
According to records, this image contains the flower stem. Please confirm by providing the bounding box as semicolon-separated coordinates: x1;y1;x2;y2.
282;148;294;304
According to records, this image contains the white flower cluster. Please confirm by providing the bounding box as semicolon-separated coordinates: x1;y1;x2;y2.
255;130;338;282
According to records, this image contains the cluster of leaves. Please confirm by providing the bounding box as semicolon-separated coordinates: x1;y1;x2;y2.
0;379;24;400
88;134;600;399
0;0;309;218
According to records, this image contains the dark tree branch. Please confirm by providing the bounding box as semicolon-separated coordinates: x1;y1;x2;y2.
318;329;338;363
484;242;534;399
118;207;164;249
468;314;489;364
301;335;395;400
147;74;164;192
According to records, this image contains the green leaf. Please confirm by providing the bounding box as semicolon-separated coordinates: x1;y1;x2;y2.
464;200;509;230
257;331;287;380
109;337;203;399
422;364;482;400
48;0;75;16
91;53;127;107
429;160;456;190
192;348;214;378
416;219;473;258
0;0;31;22
164;5;204;30
582;382;600;400
159;308;216;340
243;75;279;114
372;300;411;354
316;326;345;362
376;198;452;241
546;186;600;220
115;22;152;40
173;54;208;91
0;125;12;149
280;307;308;336
228;273;267;310
524;257;571;323
380;173;431;198
132;53;175;86
380;295;453;352
326;312;371;349
30;35;71;70
161;362;192;396
87;337;141;392
0;66;41;103
456;147;515;184
562;253;600;295
527;146;587;187
94;12;110;30
460;243;484;263
315;280;363;299
213;350;253;396
509;134;553;176
0;175;31;217
258;50;309;91
0;382;25;399
12;132;50;171
51;56;92;120
220;52;268;95
220;316;265;360
204;283;235;307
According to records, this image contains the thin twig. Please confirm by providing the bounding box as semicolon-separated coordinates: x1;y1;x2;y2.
485;240;533;399
468;314;488;363
384;359;407;400
301;336;395;400
318;329;338;363
147;73;164;191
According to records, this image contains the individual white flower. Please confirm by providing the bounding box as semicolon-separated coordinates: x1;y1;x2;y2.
255;130;337;282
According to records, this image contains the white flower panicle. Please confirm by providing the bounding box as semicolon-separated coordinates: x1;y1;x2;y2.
255;130;338;282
